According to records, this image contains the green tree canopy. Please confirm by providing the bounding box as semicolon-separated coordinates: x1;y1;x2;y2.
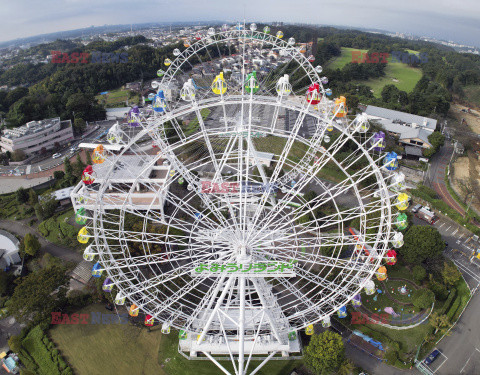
442;261;461;287
401;225;444;263
15;187;28;204
22;233;41;257
8;265;69;324
412;288;435;309
412;265;427;283
304;331;345;375
8;335;22;353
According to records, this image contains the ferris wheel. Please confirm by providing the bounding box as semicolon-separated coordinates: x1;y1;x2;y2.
71;23;409;375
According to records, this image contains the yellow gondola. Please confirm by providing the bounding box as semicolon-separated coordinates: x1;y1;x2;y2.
395;193;409;211
164;58;172;66
77;227;89;244
305;324;314;335
211;72;227;95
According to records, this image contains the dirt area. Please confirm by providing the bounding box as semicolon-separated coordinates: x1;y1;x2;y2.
450;103;480;135
451;155;480;214
452;157;470;180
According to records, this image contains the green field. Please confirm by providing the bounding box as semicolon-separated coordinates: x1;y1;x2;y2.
95;88;139;108
356;61;422;97
326;47;368;70
326;47;423;96
50;304;166;375
50;304;302;375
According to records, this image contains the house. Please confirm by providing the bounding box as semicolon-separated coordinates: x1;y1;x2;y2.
364;105;437;150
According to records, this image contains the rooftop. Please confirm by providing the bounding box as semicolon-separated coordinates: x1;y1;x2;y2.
2;117;62;139
365;105;437;132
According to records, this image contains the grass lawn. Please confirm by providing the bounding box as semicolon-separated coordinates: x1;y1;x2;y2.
50;304;303;375
355;61;422;97
325;47;422;96
183;108;211;136
95;88;139;108
253;136;346;183
326;47;368;70
50;304;166;375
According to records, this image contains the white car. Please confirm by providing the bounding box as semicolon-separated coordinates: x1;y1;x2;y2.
52;153;62;159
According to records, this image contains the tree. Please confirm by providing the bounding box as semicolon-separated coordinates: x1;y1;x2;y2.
429;312;451;335
34;203;44;221
412;288;435;310
15;187;28;204
0;270;8;295
53;170;65;180
8;335;22;353
22;233;41;257
64;157;73;177
8;265;69;324
304;331;345;375
73;118;86;135
37;193;58;220
401;225;444;263
412;265;427;283
428;274;449;300
85;149;93;165
11;150;26;162
424;132;445;158
73;154;85;178
28;189;38;206
337;359;355;375
442;262;461;287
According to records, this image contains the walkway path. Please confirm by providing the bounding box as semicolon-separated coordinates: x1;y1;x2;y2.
0;219;82;263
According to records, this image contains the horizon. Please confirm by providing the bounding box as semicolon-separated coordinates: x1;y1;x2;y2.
0;0;479;48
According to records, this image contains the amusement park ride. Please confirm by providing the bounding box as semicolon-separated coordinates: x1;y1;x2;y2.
71;23;410;375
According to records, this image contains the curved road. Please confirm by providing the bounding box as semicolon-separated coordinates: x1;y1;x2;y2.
0;219;82;263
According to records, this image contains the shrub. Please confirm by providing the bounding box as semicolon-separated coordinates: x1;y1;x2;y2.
412;265;427;283
428;276;449;300
412;288;435;309
446;297;461;321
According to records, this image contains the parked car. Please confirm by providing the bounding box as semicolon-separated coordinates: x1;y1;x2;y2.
412;203;422;213
52;153;62;159
424;349;440;365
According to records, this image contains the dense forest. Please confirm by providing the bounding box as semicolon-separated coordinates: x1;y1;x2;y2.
0;25;479;128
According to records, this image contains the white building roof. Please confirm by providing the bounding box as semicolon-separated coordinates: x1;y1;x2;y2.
365;105;437;131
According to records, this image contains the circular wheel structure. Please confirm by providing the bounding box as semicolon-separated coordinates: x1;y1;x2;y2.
72;24;408;375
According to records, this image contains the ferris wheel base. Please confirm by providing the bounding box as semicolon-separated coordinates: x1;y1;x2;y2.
179;334;301;359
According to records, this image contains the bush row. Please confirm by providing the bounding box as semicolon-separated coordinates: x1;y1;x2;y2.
20;326;73;375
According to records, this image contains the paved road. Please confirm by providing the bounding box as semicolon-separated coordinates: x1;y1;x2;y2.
0;219;82;263
424;141;467;216
426;287;480;375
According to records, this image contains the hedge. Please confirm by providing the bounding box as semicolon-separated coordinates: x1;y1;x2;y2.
20;326;70;375
446;297;461;322
439;289;457;315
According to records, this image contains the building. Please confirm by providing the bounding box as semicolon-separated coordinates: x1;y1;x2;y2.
0;230;21;272
364;105;437;150
0;117;73;156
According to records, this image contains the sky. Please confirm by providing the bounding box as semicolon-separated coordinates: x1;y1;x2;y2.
0;0;479;47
